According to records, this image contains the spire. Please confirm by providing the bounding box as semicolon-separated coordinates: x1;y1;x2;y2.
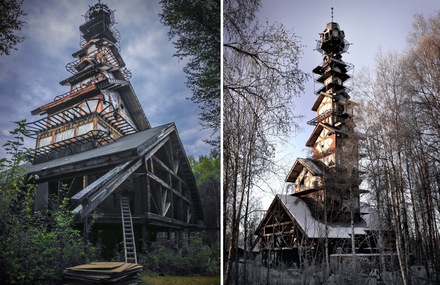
331;7;334;22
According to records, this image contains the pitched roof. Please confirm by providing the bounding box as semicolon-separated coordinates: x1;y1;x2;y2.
259;194;377;239
23;123;203;220
285;157;328;183
24;123;172;176
305;122;349;147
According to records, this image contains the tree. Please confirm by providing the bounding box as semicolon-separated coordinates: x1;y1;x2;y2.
223;0;309;283
0;0;26;55
189;150;220;244
355;14;440;283
0;122;98;284
354;41;440;283
402;12;440;282
354;50;414;285
159;0;221;146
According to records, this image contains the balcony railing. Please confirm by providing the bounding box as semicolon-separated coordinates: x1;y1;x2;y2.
26;98;137;139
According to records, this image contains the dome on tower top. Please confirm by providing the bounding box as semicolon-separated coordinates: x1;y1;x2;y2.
326;22;340;31
84;2;114;24
316;21;350;55
80;1;119;46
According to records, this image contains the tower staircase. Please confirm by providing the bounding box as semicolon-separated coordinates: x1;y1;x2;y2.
120;196;137;264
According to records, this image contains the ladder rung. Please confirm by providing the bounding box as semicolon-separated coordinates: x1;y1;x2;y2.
120;197;137;264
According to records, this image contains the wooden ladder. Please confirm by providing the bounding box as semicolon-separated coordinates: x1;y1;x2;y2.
120;197;137;264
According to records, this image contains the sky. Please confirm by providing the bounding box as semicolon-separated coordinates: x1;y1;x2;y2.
255;0;440;209
0;0;213;160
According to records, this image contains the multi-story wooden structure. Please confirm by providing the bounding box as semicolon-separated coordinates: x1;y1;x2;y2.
24;2;203;262
286;20;360;223
255;19;390;268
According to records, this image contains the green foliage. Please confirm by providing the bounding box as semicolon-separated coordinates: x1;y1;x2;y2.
0;122;98;284
189;149;220;187
140;275;220;285
2;209;97;284
139;237;220;277
188;151;220;244
159;0;221;145
0;0;26;55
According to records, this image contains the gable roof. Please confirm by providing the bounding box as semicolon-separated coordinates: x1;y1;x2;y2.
24;123;203;220
24;123;171;176
285;158;328;183
31;81;150;132
305;122;349;147
258;194;376;239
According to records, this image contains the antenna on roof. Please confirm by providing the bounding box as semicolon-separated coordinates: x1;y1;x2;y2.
331;7;334;22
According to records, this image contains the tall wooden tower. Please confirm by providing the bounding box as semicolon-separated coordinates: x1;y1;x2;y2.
27;2;149;164
285;20;361;222
254;17;389;268
24;2;204;261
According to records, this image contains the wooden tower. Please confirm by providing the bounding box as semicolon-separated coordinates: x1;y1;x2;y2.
27;2;149;164
254;17;389;269
286;20;361;222
24;2;203;262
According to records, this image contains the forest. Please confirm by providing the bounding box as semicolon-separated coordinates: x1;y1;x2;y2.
353;12;440;284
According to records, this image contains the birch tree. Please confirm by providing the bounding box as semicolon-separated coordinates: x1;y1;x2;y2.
223;0;308;283
354;51;413;285
355;17;440;281
402;11;440;282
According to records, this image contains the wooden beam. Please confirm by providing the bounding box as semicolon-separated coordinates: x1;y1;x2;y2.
146;171;192;205
152;155;185;185
71;160;132;202
262;221;294;228
73;158;142;219
143;137;170;161
146;213;198;228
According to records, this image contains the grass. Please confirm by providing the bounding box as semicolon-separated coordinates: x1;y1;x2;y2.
140;274;220;285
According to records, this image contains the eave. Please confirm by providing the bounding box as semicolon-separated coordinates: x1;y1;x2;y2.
30;84;99;116
305;122;347;147
311;92;332;111
24;123;202;221
285;157;328;183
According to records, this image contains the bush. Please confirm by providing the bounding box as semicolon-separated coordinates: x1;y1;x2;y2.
0;122;99;284
139;236;219;276
1;200;99;284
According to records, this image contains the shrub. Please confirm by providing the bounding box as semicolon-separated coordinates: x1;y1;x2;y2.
139;236;219;276
0;122;98;284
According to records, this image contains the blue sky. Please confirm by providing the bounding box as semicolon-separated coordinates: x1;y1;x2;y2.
256;0;440;208
0;0;213;160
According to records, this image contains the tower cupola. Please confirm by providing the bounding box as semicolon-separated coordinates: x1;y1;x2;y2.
316;22;350;57
80;2;118;45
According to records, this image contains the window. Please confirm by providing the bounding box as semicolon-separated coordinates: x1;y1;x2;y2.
54;129;74;142
77;122;94;136
103;71;115;79
38;136;52;147
82;77;92;87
